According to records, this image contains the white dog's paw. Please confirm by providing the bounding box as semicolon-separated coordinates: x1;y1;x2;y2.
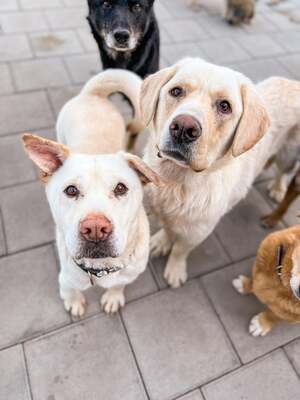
101;289;125;314
249;314;270;337
64;294;86;318
232;275;247;294
164;261;187;289
150;229;172;258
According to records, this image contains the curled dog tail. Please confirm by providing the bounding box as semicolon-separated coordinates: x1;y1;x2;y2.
82;69;145;146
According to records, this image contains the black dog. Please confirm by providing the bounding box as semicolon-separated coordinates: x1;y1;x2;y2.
87;0;160;78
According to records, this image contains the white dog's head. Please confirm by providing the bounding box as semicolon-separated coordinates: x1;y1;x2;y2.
23;134;163;260
141;58;270;172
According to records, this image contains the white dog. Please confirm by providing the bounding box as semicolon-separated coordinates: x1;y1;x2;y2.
23;69;162;316
141;57;300;288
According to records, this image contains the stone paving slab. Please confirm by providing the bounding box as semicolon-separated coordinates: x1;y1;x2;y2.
0;181;54;253
30;30;84;57
284;338;300;376
178;390;204;400
0;245;70;349
202;350;300;400
202;259;300;363
151;234;230;289
0;345;31;400
25;314;147;400
122;280;240;400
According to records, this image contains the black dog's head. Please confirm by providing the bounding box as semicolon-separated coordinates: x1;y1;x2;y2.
87;0;155;53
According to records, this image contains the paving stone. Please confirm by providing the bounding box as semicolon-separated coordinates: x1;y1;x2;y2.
77;27;99;52
237;34;285;58
202;259;300;363
233;58;293;83
20;0;63;8
285;337;300;375
160;26;174;45
196;15;246;38
265;9;300;30
45;8;88;29
177;390;204;400
151;234;230;289
215;188;284;261
25;314;147;400
0;91;54;136
12;58;70;91
0;11;48;33
122;280;240;400
0;35;32;62
48;85;81;117
273;31;300;52
202;350;300;400
0;345;31;400
63;0;86;6
164;18;209;42
162;43;207;65
199;38;250;64
277;53;300;79
0;211;6;256
243;13;278;33
0;245;70;348
30;30;83;57
0;181;54;253
0;0;19;11
64;53;101;84
154;1;173;21
0;134;36;188
0;63;14;95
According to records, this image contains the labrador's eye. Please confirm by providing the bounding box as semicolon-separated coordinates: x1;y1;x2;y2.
114;183;128;197
132;2;142;12
64;185;80;198
102;1;111;9
217;100;232;115
169;87;185;98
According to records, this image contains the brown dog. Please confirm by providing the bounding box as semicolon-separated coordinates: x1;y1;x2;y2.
262;168;300;228
226;0;255;25
233;225;300;336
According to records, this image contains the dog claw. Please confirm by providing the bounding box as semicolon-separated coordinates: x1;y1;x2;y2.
101;290;125;314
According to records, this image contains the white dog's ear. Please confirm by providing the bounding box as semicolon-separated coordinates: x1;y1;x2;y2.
22;133;70;176
232;85;270;157
124;153;165;187
140;65;177;127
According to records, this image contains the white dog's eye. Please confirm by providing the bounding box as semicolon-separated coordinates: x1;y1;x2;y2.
114;183;128;197
216;100;232;115
169;87;185;98
64;185;80;198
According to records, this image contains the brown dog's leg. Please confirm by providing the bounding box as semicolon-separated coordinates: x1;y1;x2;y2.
261;177;299;228
250;310;282;336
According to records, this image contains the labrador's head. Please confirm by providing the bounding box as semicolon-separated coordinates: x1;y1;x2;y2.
22;134;162;261
141;58;270;172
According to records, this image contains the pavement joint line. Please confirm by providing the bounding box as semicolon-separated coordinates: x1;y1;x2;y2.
282;346;300;379
0;206;8;255
22;343;34;400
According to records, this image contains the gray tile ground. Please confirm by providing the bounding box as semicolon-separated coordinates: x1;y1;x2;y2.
0;0;300;399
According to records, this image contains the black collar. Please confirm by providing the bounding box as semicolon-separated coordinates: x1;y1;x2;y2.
276;244;285;278
73;258;121;286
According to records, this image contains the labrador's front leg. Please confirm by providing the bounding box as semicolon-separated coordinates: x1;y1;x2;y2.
164;239;195;288
100;285;125;314
60;283;86;318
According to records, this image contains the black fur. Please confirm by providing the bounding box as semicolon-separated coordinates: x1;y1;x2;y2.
87;0;160;78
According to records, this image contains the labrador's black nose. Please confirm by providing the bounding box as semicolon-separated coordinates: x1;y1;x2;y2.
169;115;202;144
114;30;130;45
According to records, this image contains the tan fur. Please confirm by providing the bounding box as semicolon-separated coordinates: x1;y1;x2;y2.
237;226;300;335
226;0;255;25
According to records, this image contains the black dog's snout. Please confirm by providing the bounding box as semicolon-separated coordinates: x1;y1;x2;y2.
114;29;130;45
169;115;202;144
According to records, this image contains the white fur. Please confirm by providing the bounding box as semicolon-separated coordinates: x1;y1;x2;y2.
52;69;150;316
144;58;300;288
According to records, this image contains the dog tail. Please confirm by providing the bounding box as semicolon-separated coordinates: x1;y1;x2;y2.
82;69;145;148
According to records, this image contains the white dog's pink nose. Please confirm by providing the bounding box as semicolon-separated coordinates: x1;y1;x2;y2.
80;213;112;242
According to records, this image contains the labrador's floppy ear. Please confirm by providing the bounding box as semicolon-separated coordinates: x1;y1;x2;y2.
140;65;177;127
232;85;270;157
22;133;70;176
123;153;165;187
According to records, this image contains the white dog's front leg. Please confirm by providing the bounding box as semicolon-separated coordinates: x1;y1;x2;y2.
100;285;125;314
164;239;194;288
60;284;86;318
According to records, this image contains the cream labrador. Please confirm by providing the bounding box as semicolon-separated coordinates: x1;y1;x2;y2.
141;57;300;288
22;69;162;316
